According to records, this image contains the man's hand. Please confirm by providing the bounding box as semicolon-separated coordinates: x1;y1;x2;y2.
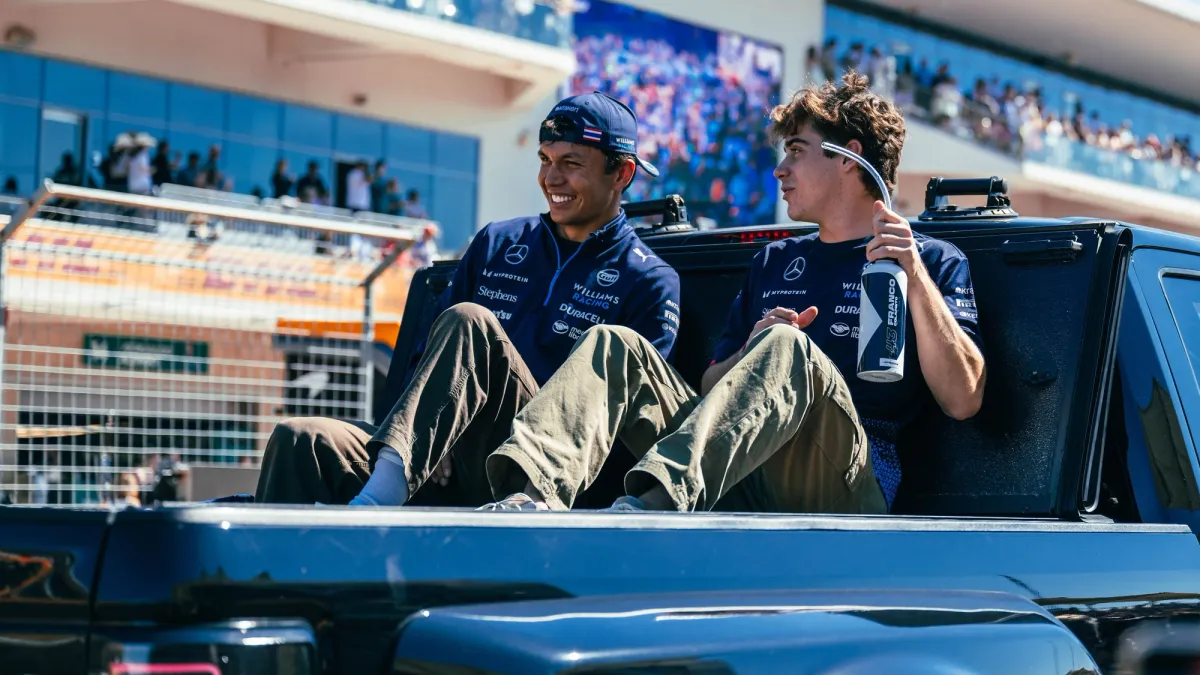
867;201;924;278
702;305;819;395
746;306;818;347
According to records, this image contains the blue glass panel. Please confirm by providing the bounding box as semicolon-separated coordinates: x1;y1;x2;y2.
434;132;478;174
282;105;333;151
43;60;106;112
228;94;281;140
390;169;433;210
169;83;226;132
222;141;279;195
168;130;224;157
108;72;168;122
429;175;476;249
334;114;384;158
83;118;109;170
0;103;39;171
0;50;43;102
386;124;434;166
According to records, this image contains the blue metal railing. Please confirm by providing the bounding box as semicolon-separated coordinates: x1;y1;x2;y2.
1024;138;1200;201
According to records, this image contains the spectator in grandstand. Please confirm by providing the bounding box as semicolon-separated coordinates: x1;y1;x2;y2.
51;152;80;186
127;133;155;196
820;38;839;82
383;178;403;215
407;223;439;269
2;176;17;196
805;46;825;85
371;159;389;213
295;161;328;205
402;189;429;220
198;145;224;190
840;42;865;77
271;159;293;199
152;140;175;187
102;133;133;192
344;160;372;212
865;46;896;101
254;92;681;509
175;152;202;188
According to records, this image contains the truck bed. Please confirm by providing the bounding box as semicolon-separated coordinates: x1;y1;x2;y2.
3;504;1196;673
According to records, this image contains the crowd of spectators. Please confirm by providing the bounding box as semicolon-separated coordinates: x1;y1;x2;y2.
20;131;431;221
810;37;1200;187
572;28;783;227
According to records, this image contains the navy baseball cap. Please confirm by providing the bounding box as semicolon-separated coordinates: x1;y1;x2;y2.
540;92;659;178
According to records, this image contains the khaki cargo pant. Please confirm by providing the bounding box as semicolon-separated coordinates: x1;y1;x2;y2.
254;303;539;505
487;323;888;514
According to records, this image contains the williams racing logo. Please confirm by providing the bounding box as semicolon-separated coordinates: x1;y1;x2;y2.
572;283;620;310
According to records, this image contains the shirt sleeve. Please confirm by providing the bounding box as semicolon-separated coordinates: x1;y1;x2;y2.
709;254;760;364
620;265;681;360
435;228;487;313
928;247;984;355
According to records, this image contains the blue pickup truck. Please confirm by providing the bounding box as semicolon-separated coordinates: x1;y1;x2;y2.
3;178;1200;675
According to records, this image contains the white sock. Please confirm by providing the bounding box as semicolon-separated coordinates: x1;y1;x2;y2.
348;445;410;506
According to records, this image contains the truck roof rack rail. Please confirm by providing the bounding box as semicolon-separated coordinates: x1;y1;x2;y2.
920;176;1018;221
625;194;694;234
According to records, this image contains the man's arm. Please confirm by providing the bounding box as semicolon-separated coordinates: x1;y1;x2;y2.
868;202;986;420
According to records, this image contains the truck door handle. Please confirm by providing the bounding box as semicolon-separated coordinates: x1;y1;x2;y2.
1002;238;1084;264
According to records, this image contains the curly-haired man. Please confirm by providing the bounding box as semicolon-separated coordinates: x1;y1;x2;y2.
478;73;987;514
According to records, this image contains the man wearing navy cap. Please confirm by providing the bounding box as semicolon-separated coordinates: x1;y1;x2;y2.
254;92;682;507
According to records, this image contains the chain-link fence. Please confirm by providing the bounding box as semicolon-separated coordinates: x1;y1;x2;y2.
0;181;419;505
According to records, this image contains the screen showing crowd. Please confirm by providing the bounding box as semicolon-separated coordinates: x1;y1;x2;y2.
571;0;784;228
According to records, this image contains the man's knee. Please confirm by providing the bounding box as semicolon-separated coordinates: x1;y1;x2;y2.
755;324;816;353
579;324;645;351
436;302;502;333
268;417;327;451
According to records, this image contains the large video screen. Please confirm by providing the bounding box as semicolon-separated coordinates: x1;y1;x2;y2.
571;0;785;227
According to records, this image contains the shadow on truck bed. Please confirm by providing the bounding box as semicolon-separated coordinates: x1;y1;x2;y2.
381;213;1129;520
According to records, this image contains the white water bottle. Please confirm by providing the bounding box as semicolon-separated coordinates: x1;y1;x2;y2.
820;142;908;382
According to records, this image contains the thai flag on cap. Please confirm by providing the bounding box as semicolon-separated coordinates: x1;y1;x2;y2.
582;126;603;142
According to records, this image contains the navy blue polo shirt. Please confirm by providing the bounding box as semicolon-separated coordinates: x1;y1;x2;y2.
711;232;983;508
435;211;681;385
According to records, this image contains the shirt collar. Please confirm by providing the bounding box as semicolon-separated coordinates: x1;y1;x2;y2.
540;210;630;249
